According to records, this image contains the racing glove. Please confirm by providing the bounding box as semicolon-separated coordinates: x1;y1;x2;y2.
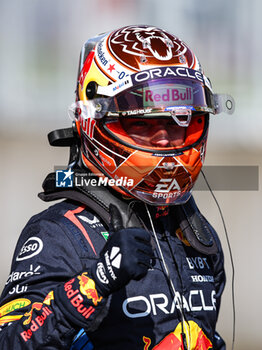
56;205;153;328
90;205;153;297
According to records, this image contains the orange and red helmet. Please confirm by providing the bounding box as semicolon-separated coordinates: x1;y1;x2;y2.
70;25;234;205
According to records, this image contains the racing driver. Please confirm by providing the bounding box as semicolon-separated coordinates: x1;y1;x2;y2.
0;25;234;349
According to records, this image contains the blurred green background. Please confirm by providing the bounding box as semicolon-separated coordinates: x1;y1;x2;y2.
0;1;261;348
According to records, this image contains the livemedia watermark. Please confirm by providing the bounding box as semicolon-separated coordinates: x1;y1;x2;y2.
55;168;134;189
54;165;259;191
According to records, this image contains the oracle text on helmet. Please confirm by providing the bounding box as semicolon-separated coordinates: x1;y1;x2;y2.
133;67;204;84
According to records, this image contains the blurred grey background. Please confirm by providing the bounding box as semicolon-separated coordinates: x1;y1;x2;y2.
0;0;261;348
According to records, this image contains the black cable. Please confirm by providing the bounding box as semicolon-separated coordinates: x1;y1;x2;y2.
144;203;188;350
201;170;236;350
162;228;189;350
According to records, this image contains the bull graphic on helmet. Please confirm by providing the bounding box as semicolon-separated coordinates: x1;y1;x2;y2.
109;25;189;63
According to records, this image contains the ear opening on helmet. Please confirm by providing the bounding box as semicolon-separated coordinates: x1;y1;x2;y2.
86;81;98;99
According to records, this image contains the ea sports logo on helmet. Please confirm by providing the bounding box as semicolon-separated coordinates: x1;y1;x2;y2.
108;25;195;71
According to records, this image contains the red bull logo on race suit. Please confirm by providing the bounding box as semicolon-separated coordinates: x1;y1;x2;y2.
23;302;43;325
143;320;212;350
20;302;53;342
77;272;103;306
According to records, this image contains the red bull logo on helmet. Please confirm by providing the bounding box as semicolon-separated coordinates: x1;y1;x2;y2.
143;320;212;350
143;85;193;107
77;272;103;306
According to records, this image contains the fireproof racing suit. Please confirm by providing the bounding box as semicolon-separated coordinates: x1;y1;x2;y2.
0;194;226;349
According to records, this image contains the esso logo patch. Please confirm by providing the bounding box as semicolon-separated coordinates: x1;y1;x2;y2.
16;237;43;261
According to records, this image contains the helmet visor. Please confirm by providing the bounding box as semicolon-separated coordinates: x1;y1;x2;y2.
108;78;214;115
94;77;211;152
71;76;214;120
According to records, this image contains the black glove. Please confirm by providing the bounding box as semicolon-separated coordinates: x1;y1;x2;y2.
90;205;153;297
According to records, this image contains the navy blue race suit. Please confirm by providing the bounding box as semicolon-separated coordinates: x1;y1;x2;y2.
0;196;226;349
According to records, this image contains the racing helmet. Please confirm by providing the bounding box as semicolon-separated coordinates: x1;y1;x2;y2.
70;25;234;206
